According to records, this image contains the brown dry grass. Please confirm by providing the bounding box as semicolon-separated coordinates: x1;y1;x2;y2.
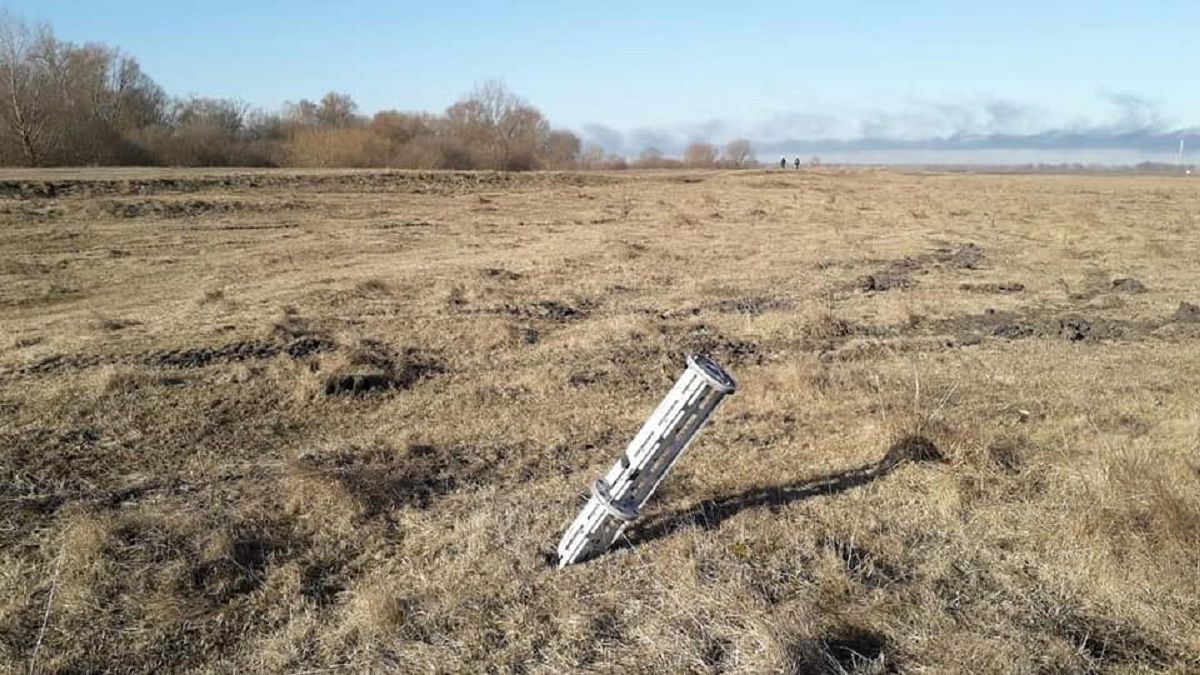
1;167;1198;673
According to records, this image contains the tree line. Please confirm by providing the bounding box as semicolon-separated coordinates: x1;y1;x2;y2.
0;12;757;170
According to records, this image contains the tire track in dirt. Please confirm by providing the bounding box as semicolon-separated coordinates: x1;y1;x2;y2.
0;335;337;381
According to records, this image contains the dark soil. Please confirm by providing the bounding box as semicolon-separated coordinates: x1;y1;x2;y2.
321;346;443;397
284;336;336;358
103;198;310;219
960;282;1025;294
148;340;281;368
889;256;924;272
677;323;762;365
935;309;1041;342
4;334;335;380
322;373;401;396
788;628;898;674
988;439;1025;474
927;307;1144;345
858;273;913;292
481;267;522;281
1057;315;1124;342
932;243;986;269
1111;278;1148;294
710;296;795;315
504;300;593;322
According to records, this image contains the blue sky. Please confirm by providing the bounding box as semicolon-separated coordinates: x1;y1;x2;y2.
10;1;1200;161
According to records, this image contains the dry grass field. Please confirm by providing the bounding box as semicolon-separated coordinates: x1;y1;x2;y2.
1;167;1198;673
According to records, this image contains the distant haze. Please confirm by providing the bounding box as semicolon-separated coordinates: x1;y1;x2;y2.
581;94;1199;165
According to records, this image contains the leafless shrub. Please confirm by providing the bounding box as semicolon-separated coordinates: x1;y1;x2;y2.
634;147;683;169
722;139;755;168
286;127;391;168
684;142;717;168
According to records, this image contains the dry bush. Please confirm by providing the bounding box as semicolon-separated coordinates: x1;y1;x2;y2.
634;147;684;169
286;127;392;168
723;138;755;168
382;135;448;169
684;142;717;167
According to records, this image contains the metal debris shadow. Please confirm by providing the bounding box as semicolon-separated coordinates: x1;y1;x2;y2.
621;435;945;548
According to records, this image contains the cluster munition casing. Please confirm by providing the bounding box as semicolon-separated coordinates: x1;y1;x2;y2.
556;354;737;567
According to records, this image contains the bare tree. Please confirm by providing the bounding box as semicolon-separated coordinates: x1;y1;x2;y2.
163;97;250;165
47;43;164;162
0;13;55;164
683;142;717;167
497;104;548;169
441;97;489;167
371;110;435;145
634;147;683;169
282;99;319;128
316;92;357;128
723;138;754;168
446;81;552;169
542;129;581;169
639;147;663;163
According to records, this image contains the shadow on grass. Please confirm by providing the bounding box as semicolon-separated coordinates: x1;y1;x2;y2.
621;435;945;549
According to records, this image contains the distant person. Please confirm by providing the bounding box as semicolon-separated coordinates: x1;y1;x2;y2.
780;157;787;169
794;157;801;170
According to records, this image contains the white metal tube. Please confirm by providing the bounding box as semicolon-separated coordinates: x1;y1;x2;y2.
556;354;736;567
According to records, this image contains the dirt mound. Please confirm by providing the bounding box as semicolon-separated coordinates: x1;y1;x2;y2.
881;435;945;467
0;203;65;219
889;256;924;272
678;323;762;365
504;299;594;322
283;336;336;358
375;219;434;229
102;198;311;219
321;342;443;396
960;282;1025;293
938;309;1041;342
0;171;617;201
0;181;68;198
188;536;272;600
481;267;522;281
1111;277;1148;293
930;308;1139;344
1172;302;1200;322
0;177;208;199
1058;315;1124;342
858;273;913;292
148;340;281;368
867;244;985;282
13;352;109;376
933;242;986;269
988;439;1025;474
710;296;794;315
